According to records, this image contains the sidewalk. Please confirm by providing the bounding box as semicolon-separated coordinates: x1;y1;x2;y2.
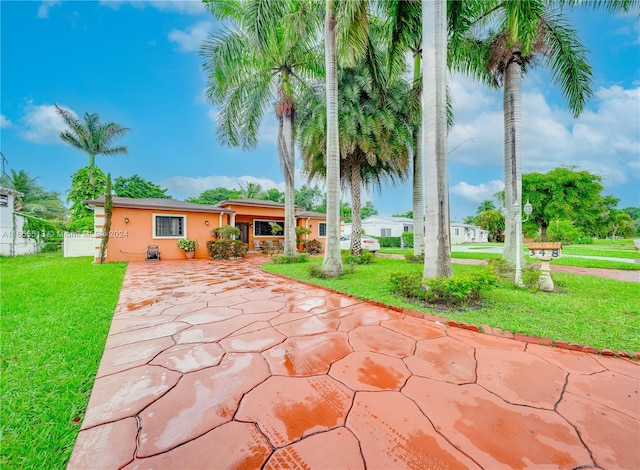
68;258;639;469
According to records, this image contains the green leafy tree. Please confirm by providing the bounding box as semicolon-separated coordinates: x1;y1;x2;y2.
463;215;477;225
261;188;285;203
113;174;171;199
393;210;413;218
361;201;378;219
238;182;263;199
67;166;107;231
187;187;242;205
0;169;66;220
476;200;496;215
294;185;323;211
201;0;323;256
55;105;130;185
475;210;505;242
523;167;606;241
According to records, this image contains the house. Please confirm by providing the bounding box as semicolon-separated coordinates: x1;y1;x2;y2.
0;187;39;256
85;197;328;262
343;215;488;244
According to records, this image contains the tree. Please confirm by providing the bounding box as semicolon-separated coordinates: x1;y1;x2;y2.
67;166;107;232
361;201;378;219
523;167;606;241
299;35;411;256
261;188;285;203
238;182;263;199
393;210;413;218
186;187;242;205
294;185;323;211
475;210;505;242
451;2;594;268
55;105;129;185
201;0;323;257
0;169;66;220
422;0;452;279
476;200;496;215
113;174;171;199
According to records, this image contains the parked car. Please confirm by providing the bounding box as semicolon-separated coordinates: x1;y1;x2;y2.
339;236;380;253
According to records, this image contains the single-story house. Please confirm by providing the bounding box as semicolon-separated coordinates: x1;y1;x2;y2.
0;187;39;256
85;197;329;262
342;215;488;244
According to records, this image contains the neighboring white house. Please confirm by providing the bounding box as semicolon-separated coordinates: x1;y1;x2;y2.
0;187;39;256
343;216;488;244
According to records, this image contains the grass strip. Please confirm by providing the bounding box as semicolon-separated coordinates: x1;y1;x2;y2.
0;254;126;469
263;257;640;352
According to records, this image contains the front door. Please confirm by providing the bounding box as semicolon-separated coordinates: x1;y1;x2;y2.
236;223;250;244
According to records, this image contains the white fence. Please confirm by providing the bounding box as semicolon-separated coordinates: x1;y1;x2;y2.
63;232;96;257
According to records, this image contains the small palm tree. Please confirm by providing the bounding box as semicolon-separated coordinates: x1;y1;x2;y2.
201;0;323;256
0;169;66;219
55;105;130;185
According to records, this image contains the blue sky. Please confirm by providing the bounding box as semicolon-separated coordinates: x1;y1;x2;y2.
1;1;639;221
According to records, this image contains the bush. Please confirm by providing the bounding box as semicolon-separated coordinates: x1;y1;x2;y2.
308;263;329;279
547;219;585;245
401;231;414;248
487;258;514;282
376;236;401;248
303;239;322;254
211;224;240;239
423;270;498;307
41;241;62;253
206;239;247;259
389;271;425;300
404;253;424;263
342;250;374;265
271;253;308;264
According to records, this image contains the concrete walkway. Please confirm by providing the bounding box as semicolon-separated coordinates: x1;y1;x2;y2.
68;258;639;469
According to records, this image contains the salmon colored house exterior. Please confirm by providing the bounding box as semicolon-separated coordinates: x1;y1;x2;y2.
86;197;329;262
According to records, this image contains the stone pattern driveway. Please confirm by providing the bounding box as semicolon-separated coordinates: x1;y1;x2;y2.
68;258;639;469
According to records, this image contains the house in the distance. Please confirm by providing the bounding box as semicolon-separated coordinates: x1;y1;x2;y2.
0;187;39;256
85;197;328;262
342;215;488;244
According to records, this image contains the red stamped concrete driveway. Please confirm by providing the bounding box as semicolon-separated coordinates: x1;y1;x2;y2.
68;258;639;469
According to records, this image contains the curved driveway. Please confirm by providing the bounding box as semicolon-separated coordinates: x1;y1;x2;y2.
68;257;639;469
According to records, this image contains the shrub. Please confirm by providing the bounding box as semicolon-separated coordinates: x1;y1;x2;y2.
401;231;414;248
342;250;374;265
308;263;329;279
547;219;585;245
487;258;514;282
177;238;198;252
206;239;247;259
377;236;401;248
271;254;308;264
389;271;426;300
404;253;424;263
41;241;62;253
303;239;322;254
423;270;498;307
211;224;240;239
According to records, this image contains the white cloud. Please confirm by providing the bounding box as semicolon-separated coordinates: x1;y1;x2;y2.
450;180;504;205
160;175;285;200
99;0;205;15
168;21;214;53
18;103;74;144
0;114;12;128
37;1;61;19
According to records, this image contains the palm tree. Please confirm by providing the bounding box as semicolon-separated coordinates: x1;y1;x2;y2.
422;0;452;279
55;105;129;185
450;1;596;268
476;199;496;215
298;45;412;257
0;169;66;220
201;0;323;257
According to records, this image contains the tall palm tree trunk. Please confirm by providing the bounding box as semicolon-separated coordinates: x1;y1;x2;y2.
322;0;343;277
422;0;452;279
502;52;523;266
412;53;425;257
350;163;363;257
281;113;297;256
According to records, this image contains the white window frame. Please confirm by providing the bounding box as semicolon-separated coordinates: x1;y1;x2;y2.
381;228;391;237
153;213;187;239
454;228;459;236
318;222;327;238
253;219;285;237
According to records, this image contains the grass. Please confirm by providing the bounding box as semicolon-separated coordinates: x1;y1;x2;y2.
263;257;640;352
1;254;127;470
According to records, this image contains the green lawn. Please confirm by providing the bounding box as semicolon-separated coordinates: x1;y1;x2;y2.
0;254;126;470
263;257;640;352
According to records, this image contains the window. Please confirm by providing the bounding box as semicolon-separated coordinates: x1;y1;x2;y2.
381;228;391;237
254;220;285;237
154;215;185;237
318;222;327;237
454;228;459;236
0;195;7;207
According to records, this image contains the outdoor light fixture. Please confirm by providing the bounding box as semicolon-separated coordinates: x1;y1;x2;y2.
205;220;209;225
124;217;129;223
501;200;533;287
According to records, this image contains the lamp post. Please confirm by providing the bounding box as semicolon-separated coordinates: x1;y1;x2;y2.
501;200;533;286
